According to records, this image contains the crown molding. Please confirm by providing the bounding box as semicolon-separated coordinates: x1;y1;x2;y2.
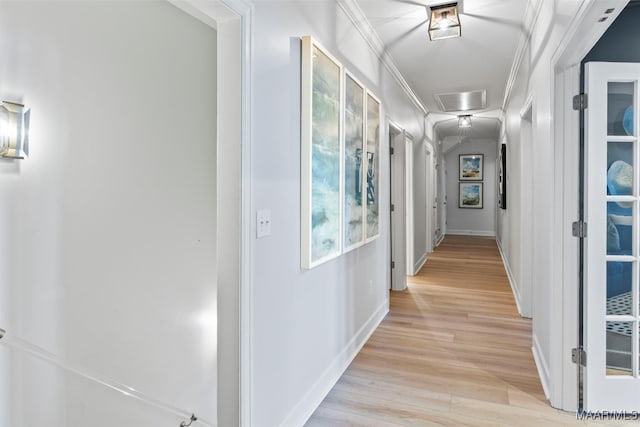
501;0;543;111
337;0;429;116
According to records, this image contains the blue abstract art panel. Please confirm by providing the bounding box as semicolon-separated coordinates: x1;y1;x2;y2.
343;74;365;251
301;37;343;268
365;93;380;241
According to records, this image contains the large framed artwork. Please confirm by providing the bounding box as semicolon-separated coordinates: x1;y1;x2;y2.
301;36;343;269
459;154;484;181
365;91;381;242
459;182;483;209
343;72;366;252
498;144;507;209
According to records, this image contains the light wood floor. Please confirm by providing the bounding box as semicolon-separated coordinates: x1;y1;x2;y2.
306;236;638;426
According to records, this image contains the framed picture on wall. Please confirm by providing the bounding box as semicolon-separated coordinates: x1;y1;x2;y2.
300;36;343;269
343;71;366;252
459;154;484;181
498;144;507;209
364;90;381;242
459;182;483;209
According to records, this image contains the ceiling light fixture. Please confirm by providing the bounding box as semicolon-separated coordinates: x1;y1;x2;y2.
428;2;461;41
458;114;472;128
0;101;30;160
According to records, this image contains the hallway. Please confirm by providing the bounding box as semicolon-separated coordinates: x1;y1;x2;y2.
307;236;585;426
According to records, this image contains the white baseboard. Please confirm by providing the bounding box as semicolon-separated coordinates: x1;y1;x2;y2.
412;252;427;275
446;229;496;237
532;333;551;401
496;238;526;318
435;232;444;247
279;301;389;427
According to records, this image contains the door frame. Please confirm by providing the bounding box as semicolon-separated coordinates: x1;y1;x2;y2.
437;153;447;243
169;0;253;424
389;120;407;291
425;140;436;253
551;0;628;411
405;132;415;276
519;96;534;319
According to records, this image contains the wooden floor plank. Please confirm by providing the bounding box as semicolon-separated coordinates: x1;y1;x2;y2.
305;236;640;426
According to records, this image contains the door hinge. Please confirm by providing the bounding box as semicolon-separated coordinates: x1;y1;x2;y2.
572;347;586;366
390;147;395;155
573;93;588;110
0;328;5;339
391;204;395;212
391;261;395;269
572;221;587;238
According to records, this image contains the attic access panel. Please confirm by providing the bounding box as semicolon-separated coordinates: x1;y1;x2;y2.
435;89;486;112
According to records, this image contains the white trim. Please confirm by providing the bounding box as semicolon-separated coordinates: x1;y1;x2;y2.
532;333;552;400
496;238;525;318
413;252;427;275
520;92;534;119
425;140;436;254
336;0;428;115
519;98;534;320
501;0;544;111
389;121;408;291
173;1;254;425
551;0;628;70
388;120;405;291
405;133;415;275
236;1;254;424
553;62;580;413
278;301;389;427
446;229;496;237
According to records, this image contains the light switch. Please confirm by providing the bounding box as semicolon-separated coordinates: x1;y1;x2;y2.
256;209;271;238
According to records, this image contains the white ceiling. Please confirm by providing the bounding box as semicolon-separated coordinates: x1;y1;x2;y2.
355;0;531;139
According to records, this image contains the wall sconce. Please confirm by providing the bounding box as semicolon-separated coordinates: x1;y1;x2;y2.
458;114;472;128
0;101;30;160
428;2;461;41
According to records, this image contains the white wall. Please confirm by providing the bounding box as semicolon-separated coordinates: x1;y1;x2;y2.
0;2;218;425
496;0;591;408
250;1;426;425
411;138;428;273
444;138;497;236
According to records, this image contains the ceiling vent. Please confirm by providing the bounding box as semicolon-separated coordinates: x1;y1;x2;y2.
434;90;486;112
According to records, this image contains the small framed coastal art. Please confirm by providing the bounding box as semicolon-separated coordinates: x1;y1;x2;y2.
459;154;484;181
459;182;483;209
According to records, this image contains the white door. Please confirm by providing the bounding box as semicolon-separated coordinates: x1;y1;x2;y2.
389;125;407;291
426;143;436;252
584;62;640;410
439;158;447;239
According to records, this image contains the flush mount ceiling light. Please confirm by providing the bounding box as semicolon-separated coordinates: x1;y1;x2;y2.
428;2;461;41
458;114;472;128
0;101;30;160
